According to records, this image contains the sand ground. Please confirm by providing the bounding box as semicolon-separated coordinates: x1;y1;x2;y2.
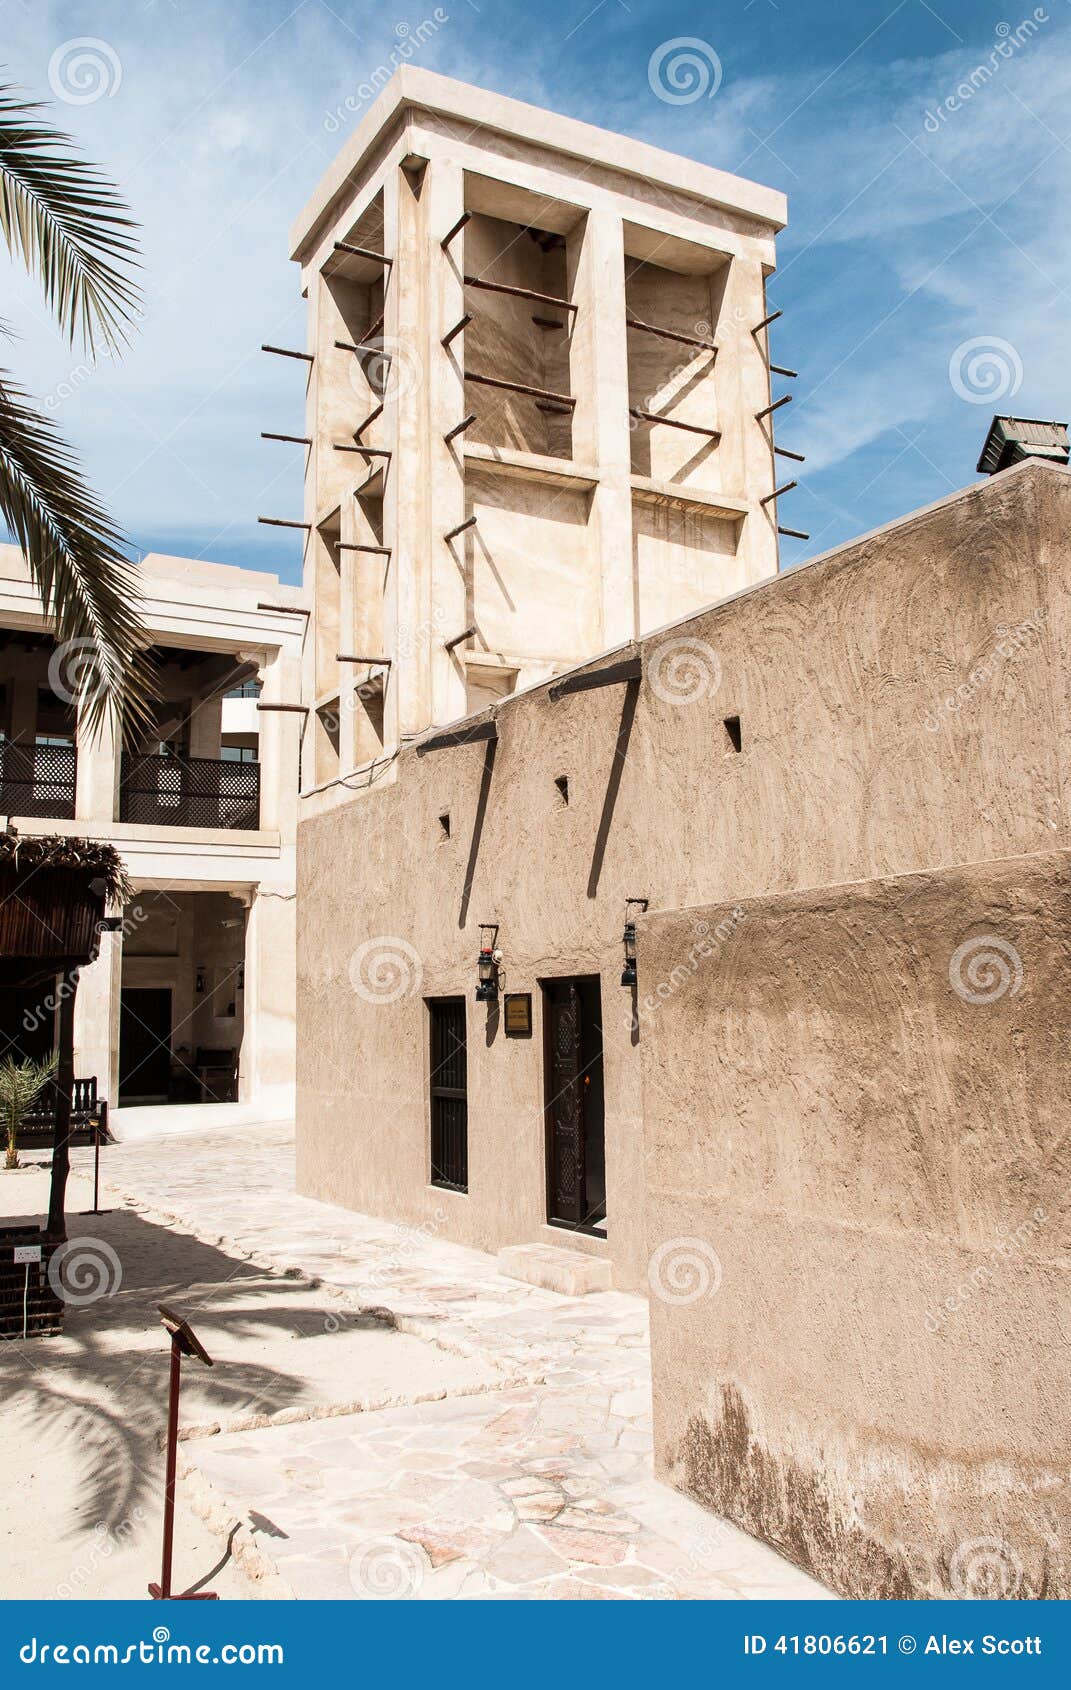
0;1160;498;1600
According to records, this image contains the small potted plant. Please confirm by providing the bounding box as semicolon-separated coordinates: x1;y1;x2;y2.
1;1053;59;1170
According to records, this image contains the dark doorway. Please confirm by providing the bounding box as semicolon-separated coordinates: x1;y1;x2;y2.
119;987;172;1103
429;997;468;1192
543;975;606;1234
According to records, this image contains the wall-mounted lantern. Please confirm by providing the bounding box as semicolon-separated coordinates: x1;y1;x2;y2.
476;923;501;1002
620;898;649;988
195;967;207;995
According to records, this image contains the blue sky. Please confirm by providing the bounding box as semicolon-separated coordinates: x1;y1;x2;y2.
1;0;1068;583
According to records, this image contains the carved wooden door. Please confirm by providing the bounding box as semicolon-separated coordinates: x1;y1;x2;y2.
546;980;585;1223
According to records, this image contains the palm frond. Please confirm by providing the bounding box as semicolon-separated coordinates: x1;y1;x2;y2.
0;370;156;739
0;81;141;355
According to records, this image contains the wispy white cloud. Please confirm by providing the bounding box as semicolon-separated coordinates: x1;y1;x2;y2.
0;0;1066;578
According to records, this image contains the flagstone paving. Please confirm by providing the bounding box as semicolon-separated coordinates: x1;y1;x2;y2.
70;1123;833;1601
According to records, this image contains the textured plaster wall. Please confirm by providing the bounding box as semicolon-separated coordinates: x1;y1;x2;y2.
641;853;1070;1599
297;461;1071;1306
465;469;596;668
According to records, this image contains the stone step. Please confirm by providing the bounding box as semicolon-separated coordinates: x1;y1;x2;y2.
497;1242;612;1297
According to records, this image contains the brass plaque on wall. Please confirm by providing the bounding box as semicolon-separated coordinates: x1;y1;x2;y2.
503;992;532;1037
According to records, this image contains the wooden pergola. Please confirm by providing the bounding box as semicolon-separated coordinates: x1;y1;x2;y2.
0;830;129;1239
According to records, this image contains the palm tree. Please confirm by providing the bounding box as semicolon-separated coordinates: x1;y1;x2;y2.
1;1051;58;1169
0;79;153;736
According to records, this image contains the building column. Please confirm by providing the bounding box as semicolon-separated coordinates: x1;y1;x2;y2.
72;925;121;1106
74;707;119;822
425;157;469;729
187;693;222;759
724;255;780;583
570;208;634;650
254;647;301;841
241;882;295;1119
382;155;435;745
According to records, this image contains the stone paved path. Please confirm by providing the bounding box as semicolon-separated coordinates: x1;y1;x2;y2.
71;1124;833;1601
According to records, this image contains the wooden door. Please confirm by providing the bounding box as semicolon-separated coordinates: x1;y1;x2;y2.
545;980;585;1224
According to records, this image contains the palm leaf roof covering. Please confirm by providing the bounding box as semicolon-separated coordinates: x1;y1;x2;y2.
0;830;131;906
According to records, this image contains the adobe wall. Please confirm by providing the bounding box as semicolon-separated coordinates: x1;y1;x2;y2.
296;461;1070;1295
641;853;1070;1599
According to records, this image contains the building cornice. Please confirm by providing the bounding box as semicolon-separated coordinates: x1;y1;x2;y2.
289;68;787;261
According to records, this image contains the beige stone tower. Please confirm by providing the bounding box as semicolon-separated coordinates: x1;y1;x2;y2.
283;71;787;804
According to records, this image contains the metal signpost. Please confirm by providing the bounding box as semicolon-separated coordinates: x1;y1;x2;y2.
80;1115;111;1217
149;1305;218;1601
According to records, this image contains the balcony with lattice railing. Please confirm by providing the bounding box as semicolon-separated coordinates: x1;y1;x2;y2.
119;752;260;830
0;740;77;820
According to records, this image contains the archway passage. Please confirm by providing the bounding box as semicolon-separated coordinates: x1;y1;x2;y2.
118;891;247;1106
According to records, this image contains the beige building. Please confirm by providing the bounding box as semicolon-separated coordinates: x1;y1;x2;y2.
289;73;1068;1600
0;547;304;1126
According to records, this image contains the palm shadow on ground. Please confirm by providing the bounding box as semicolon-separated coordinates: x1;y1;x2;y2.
2;1202;391;1535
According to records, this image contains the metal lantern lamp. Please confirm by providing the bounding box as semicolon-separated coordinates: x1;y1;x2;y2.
621;897;649;988
476;923;501;1002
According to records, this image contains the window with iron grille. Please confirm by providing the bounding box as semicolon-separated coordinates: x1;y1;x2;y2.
428;997;468;1192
